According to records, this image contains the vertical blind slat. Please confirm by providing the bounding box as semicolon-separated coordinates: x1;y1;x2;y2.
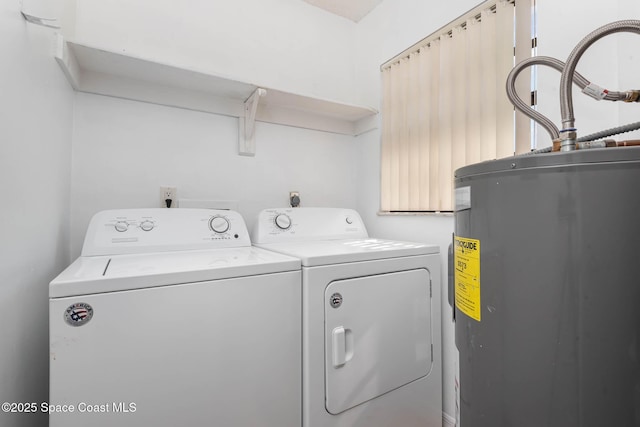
515;0;532;154
466;18;482;166
408;52;421;211
380;67;392;211
418;45;431;210
451;26;467;187
480;9;498;162
438;34;453;211
428;39;441;210
495;0;516;158
398;58;410;210
389;62;401;210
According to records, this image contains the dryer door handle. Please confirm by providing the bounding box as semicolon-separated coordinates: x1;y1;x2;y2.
331;326;353;368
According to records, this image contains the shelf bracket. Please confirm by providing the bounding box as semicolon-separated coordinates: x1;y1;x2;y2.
238;87;267;156
54;35;81;90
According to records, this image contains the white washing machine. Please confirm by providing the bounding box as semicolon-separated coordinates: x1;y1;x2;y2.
252;207;442;427
49;208;301;427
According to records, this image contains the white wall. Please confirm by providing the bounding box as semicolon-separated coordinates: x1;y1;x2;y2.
0;1;74;426
66;0;365;258
72;0;358;105
354;0;640;422
535;0;640;146
69;93;359;257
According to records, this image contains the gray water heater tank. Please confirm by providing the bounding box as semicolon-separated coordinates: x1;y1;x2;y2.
453;146;640;427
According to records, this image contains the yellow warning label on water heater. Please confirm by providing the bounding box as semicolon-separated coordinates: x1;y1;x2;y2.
454;236;481;322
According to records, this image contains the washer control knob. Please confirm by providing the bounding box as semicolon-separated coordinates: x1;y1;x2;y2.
140;220;154;232
209;216;230;234
274;214;292;230
114;221;129;232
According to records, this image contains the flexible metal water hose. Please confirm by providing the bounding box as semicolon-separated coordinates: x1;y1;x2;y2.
559;20;640;150
507;56;634;141
506;57;589;140
577;120;640;142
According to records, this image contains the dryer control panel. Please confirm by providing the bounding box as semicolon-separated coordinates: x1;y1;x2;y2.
82;208;251;256
251;208;368;244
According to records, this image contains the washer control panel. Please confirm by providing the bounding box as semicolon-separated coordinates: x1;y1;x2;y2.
82;208;251;256
251;208;368;244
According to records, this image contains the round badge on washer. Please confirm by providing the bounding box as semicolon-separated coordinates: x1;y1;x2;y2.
64;303;94;327
330;293;343;308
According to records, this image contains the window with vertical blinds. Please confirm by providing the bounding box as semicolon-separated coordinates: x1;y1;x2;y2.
380;0;532;212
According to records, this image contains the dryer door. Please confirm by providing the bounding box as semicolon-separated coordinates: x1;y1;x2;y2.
324;269;432;415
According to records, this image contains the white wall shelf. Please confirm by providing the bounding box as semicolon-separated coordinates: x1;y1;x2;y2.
55;37;378;141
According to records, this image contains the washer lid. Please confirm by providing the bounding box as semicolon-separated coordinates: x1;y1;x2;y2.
256;239;438;267
50;247;300;298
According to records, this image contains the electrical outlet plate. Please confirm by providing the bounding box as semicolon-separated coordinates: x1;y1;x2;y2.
289;191;300;207
160;186;178;208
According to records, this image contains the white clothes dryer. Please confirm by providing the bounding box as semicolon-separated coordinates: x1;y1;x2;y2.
49;208;301;427
252;207;442;427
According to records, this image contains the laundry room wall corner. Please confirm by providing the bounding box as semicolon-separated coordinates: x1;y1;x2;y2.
0;2;74;426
